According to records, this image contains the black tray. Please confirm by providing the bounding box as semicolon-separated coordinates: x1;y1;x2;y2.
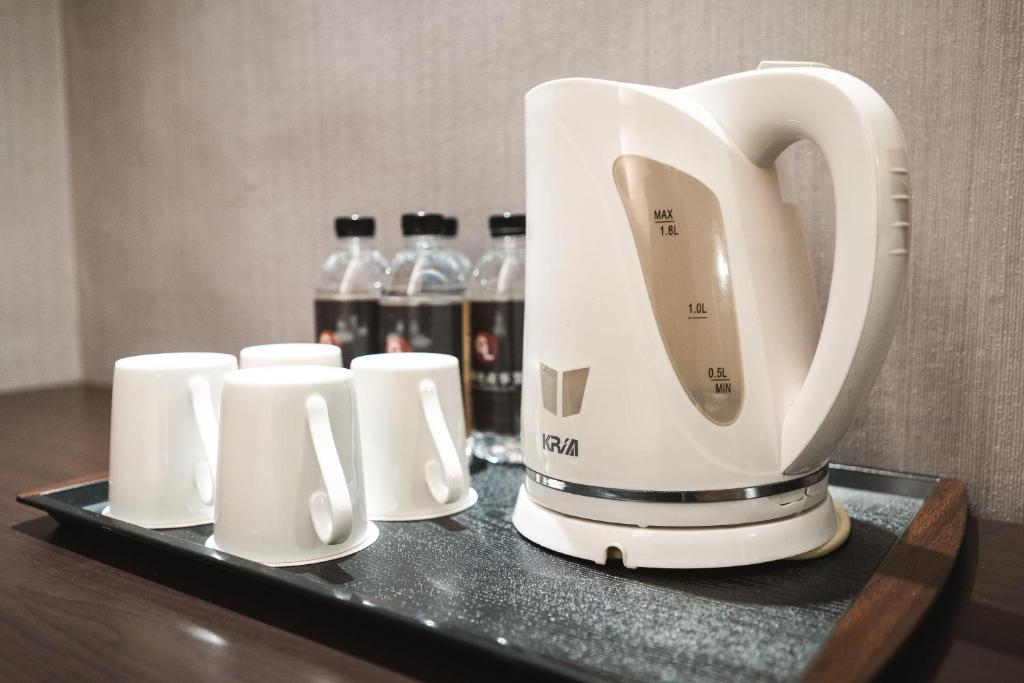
17;462;966;683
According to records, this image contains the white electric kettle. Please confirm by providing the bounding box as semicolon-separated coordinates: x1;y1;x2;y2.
512;62;910;568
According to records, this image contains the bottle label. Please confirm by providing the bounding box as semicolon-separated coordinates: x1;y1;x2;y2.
379;300;465;364
314;297;379;368
470;300;524;434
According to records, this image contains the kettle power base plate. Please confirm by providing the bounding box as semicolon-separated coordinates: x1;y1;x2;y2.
512;486;840;569
18;463;965;683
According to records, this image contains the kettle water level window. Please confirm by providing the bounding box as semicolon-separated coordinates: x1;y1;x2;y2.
612;155;743;425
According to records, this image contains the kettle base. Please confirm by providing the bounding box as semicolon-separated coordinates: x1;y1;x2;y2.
511;486;840;569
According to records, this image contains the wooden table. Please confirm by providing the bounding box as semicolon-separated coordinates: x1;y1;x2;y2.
1;385;1021;681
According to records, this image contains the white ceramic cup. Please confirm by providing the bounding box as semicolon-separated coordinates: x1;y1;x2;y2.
351;353;477;521
106;352;237;528
239;342;341;369
207;365;378;566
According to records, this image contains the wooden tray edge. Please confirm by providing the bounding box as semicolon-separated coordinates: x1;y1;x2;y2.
17;471;109;500
801;477;967;682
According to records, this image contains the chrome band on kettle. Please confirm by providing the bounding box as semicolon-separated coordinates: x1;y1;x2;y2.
524;464;829;503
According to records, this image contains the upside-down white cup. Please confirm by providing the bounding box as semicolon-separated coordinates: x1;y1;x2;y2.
106;352;237;528
207;365;378;566
351;353;477;521
239;342;341;369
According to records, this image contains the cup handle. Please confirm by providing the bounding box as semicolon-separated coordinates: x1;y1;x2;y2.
418;378;467;505
189;376;219;505
305;394;353;545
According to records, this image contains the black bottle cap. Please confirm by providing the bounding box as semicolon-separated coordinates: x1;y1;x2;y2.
489;212;526;236
443;217;458;237
335;214;375;238
402;211;445;236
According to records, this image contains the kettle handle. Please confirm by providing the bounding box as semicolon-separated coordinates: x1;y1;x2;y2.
687;65;910;474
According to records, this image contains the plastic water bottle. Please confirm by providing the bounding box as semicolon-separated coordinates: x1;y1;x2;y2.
467;213;526;463
314;215;389;368
442;216;473;279
380;212;467;367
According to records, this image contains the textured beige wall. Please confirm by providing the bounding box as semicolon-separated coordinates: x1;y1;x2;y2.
0;0;81;391
62;0;1023;521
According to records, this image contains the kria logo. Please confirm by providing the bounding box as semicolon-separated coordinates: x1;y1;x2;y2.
538;362;590;457
539;363;589;417
542;433;579;457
